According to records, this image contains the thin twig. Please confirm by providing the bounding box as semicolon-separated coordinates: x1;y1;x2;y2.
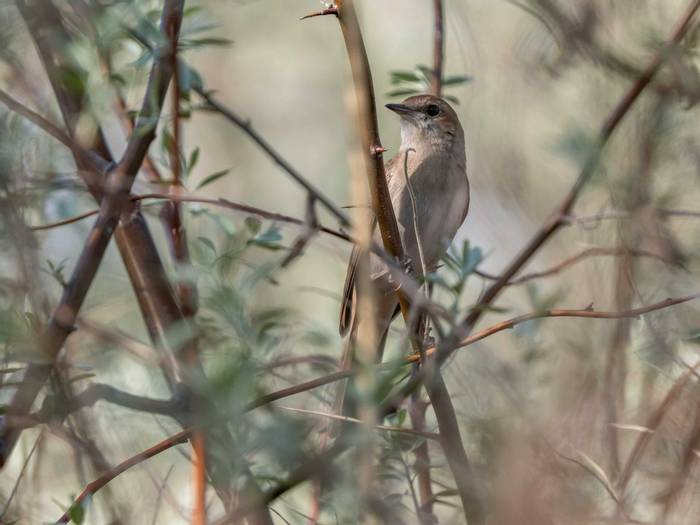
55;429;191;523
617;361;700;494
0;431;44;520
474;246;676;285
275;405;440;440
30;193;349;242
0;88;108;173
195;88;350;226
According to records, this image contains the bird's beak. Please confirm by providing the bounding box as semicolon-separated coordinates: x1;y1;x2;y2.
385;103;416;117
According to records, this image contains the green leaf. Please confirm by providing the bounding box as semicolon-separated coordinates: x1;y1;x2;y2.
686;328;700;344
442;75;473;86
416;64;434;82
552;127;600;167
68;373;97;384
68;500;87;524
56;66;86;101
161;129;174;155
245;217;262;235
248;226;283;251
187;148;200;176
196;169;230;190
397;408;407;427
181;37;233;48
197;236;217;255
390;71;422;83
386;88;419;98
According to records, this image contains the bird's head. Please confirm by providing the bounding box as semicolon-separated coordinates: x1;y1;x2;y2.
386;95;463;151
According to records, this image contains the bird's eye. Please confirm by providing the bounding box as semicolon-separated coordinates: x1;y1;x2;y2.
426;104;440;117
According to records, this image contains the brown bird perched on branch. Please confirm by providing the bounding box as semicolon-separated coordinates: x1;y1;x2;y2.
336;94;469;412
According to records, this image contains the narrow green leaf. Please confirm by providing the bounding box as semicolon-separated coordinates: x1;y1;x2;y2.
390;71;422;83
187;148;200;176
196;169;230;190
442;75;473;86
386;88;419;98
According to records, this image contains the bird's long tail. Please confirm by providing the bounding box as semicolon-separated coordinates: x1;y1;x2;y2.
330;297;399;433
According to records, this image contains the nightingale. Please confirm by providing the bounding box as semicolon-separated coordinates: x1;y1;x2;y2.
336;94;469;413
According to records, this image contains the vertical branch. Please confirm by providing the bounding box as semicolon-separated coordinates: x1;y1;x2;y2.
165;34;206;525
309;1;483;522
430;0;444;96
191;432;207;525
413;0;446;515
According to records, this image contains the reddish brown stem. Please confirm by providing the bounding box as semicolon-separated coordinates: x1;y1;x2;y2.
430;0;444;96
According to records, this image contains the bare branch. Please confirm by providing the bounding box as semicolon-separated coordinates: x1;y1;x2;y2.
195;88;350;226
55;429;191;523
430;0;445;96
0;88;108;173
474;246;677;285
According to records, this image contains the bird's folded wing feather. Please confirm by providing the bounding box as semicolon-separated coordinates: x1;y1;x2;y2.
338;157;398;336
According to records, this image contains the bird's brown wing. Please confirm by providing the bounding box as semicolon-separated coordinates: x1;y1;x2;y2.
338;157;398;336
339;243;360;336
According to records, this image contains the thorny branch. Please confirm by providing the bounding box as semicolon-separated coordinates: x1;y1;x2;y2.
306;1;484;521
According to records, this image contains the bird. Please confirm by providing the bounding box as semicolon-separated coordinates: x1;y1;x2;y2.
335;94;469;415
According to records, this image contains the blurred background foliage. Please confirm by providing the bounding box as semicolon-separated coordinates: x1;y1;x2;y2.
1;0;700;523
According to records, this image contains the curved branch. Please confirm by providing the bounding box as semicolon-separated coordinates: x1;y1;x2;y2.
0;88;108;173
55;428;191;523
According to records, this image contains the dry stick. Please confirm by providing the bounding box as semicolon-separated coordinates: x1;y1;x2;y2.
0;431;44;520
416;2;444;520
430;0;445;97
51;293;700;525
386;0;700;434
659;404;700;520
275;405;441;441
48;199;700;238
0;0;185;466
